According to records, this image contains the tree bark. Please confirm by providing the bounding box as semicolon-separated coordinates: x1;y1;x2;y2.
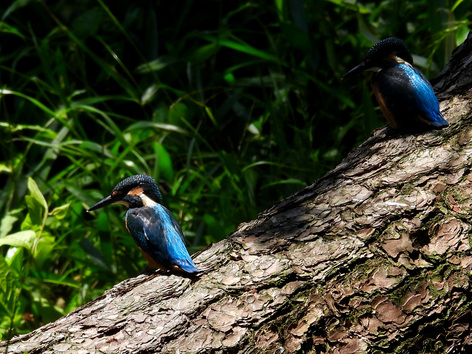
4;33;472;353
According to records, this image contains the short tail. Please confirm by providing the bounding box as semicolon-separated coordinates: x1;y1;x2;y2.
419;111;448;129
430;114;448;128
174;258;200;273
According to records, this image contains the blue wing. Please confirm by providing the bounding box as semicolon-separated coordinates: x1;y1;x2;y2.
373;63;448;129
405;65;448;128
125;206;199;273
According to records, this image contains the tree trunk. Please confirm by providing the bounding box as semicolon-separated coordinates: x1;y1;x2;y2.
4;34;472;353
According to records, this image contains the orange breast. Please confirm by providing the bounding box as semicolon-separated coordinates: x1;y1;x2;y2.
138;249;188;273
372;81;400;129
138;247;167;270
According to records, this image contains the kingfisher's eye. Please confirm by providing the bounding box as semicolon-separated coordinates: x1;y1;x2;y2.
111;190;123;198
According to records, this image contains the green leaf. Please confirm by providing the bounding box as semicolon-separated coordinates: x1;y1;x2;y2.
126;121;190;136
0;22;25;38
24;196;42;227
27;177;48;212
79;140;109;153
201;34;280;62
50;204;70;220
452;0;465;11
141;84;159;105
0;209;22;238
4;246;25;271
34;235;55;267
41;276;81;289
155;142;174;182
168;102;190;126
2;0;34;21
135;56;174;73
0;256;19;321
0;231;36;251
193;43;219;62
0;89;72;129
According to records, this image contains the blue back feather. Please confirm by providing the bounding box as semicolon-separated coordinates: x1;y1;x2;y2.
373;63;448;129
125;206;199;273
401;64;447;127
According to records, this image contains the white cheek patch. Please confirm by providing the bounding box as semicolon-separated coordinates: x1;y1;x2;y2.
113;200;131;208
368;66;381;73
140;193;159;207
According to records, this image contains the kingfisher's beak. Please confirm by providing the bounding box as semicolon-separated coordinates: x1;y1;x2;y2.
87;195;115;212
342;61;368;79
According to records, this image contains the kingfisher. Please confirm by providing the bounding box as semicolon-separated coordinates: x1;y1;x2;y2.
87;174;199;274
344;37;448;130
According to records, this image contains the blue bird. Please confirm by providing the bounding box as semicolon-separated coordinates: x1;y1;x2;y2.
87;175;199;274
344;37;448;130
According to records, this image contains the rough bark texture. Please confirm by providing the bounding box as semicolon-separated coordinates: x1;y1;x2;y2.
4;34;472;353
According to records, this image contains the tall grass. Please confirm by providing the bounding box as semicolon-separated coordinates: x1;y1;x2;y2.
0;0;469;339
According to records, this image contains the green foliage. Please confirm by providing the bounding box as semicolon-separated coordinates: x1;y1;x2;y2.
0;178;72;338
0;0;470;339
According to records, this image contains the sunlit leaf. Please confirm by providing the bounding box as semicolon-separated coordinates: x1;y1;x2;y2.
0;231;36;251
141;84;159;105
135;56;174;73
0;255;19;324
126;121;190;135
27;178;48;213
50;204;70;220
34;235;55;267
0;209;22;238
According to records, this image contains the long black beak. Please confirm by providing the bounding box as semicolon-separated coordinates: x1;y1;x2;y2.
342;61;367;79
87;195;115;212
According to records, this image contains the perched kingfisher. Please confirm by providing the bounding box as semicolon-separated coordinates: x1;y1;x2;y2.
344;37;448;130
87;175;199;274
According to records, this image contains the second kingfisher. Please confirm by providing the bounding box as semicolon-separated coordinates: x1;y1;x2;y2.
87;174;199;274
344;37;448;130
